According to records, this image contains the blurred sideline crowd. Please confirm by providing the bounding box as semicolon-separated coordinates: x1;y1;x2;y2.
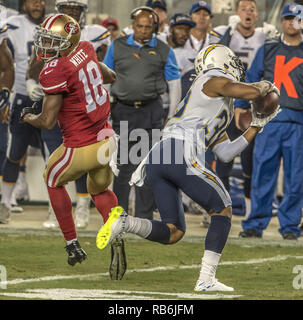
0;0;303;241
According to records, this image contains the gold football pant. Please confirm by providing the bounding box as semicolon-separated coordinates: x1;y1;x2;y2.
44;136;116;195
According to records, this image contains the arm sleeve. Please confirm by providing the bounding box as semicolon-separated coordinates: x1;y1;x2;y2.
39;62;69;95
212;135;249;163
164;48;181;81
234;45;265;109
167;79;181;118
103;42;115;71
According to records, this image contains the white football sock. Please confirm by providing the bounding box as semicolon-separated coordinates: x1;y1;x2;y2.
66;238;77;245
125;215;152;239
1;182;15;208
198;250;221;281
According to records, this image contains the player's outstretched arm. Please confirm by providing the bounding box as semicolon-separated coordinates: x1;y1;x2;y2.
99;62;116;84
21;93;62;130
203;76;274;100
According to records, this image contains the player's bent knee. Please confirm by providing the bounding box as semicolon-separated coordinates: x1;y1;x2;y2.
166;224;185;244
210;206;232;220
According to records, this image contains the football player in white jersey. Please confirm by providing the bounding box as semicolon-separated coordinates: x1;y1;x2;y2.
55;0;111;61
0;0;46;221
95;44;280;291
26;0;111;231
157;13;196;118
213;0;278;222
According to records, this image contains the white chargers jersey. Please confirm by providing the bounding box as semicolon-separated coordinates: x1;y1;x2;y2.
157;34;193;77
81;24;111;51
0;14;39;95
214;26;266;69
163;69;234;152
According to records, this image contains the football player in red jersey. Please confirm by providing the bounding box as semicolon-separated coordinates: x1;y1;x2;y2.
20;14;125;277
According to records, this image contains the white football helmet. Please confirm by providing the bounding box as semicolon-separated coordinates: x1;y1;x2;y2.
194;44;245;82
55;0;88;28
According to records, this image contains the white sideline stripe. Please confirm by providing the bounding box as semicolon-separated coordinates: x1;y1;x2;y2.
0;289;242;300
3;254;303;286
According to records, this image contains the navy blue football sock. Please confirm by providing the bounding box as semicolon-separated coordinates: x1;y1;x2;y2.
19;165;26;173
146;220;171;244
205;215;231;254
2;158;19;183
75;173;88;195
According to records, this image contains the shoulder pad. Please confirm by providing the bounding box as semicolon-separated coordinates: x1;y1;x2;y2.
85;25;110;42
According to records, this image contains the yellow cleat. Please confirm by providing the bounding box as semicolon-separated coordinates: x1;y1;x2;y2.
96;206;127;250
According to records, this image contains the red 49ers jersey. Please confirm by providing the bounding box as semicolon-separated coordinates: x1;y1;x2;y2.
39;41;112;148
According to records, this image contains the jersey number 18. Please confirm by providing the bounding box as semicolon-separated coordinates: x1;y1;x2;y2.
79;60;107;113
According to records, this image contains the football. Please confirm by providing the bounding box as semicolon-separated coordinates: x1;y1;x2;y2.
252;91;279;117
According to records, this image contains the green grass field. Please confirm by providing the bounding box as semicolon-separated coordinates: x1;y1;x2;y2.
0;230;303;300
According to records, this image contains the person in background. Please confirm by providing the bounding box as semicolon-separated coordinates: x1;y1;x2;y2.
103;6;181;221
121;0;169;37
102;17;120;41
236;3;303;240
0;0;46;222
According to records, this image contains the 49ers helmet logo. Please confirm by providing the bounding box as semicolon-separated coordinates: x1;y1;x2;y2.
64;22;79;34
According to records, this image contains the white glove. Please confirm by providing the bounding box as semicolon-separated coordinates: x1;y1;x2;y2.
26;79;44;102
251;80;280;97
250;104;281;130
228;15;241;35
261;22;277;38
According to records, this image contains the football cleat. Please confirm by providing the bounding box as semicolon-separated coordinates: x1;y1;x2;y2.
194;278;234;292
0;203;10;224
109;236;127;280
10;192;23;213
74;196;90;229
96;206;127;250
65;240;87;266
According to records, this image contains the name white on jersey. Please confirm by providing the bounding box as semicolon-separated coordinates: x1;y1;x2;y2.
163;69;234;151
